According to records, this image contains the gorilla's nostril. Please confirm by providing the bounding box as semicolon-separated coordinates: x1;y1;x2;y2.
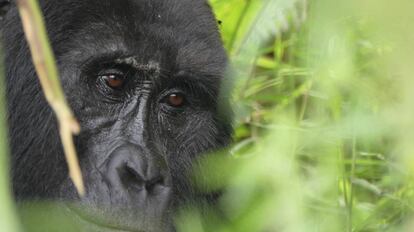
122;163;167;194
145;176;165;193
121;163;145;190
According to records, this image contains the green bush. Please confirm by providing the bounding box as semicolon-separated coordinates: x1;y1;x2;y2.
176;0;414;231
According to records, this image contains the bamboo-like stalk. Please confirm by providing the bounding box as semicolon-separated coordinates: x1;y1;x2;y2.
16;0;85;196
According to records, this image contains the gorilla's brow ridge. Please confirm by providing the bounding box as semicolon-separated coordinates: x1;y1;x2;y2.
115;57;160;75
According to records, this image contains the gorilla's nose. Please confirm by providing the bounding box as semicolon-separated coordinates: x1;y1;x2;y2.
106;144;171;194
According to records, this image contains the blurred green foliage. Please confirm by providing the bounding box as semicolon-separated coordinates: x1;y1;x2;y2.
177;0;414;231
2;0;414;232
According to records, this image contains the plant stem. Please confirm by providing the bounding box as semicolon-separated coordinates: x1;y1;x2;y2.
16;0;84;196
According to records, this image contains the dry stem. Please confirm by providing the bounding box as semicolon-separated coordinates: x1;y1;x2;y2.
16;0;84;196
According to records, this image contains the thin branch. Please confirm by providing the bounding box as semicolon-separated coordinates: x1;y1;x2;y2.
16;0;84;196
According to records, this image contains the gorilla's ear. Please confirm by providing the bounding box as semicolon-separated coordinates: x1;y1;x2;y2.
0;0;11;20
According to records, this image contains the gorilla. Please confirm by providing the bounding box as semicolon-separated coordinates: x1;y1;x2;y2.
0;0;231;231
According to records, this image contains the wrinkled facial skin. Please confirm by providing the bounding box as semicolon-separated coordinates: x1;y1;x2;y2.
1;0;231;231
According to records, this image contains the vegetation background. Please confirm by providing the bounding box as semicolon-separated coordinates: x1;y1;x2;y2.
2;0;414;231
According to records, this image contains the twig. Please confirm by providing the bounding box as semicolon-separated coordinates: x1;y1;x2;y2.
16;0;84;196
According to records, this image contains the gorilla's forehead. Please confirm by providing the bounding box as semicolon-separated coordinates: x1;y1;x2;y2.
39;0;227;76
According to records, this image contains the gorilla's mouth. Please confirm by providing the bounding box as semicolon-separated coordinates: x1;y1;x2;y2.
65;203;145;232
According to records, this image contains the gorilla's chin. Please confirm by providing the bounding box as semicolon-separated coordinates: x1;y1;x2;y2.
64;182;173;231
65;202;174;232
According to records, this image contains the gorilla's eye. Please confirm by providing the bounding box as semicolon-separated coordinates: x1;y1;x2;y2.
166;93;185;107
101;74;125;90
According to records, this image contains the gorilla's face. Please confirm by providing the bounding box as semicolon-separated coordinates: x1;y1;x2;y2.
2;0;231;231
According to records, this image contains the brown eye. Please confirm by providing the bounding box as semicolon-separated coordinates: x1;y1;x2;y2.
102;74;125;89
167;93;185;107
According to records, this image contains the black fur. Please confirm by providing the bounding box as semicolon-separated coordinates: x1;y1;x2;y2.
1;0;231;231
